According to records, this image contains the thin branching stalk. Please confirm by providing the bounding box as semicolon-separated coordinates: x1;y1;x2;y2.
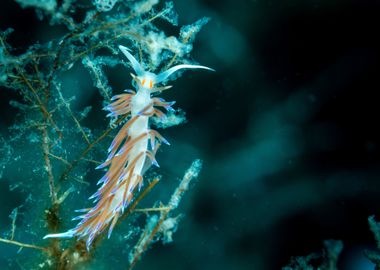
58;114;128;182
0;238;48;252
42;125;58;204
128;160;202;270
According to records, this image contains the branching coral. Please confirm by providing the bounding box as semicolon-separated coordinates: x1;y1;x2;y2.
282;240;343;270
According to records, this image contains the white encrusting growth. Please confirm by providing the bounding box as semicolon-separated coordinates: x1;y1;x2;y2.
43;45;213;250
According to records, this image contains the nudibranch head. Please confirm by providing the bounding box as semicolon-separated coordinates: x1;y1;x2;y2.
139;71;156;89
118;45;214;91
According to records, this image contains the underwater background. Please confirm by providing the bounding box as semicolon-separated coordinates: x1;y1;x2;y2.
1;0;380;269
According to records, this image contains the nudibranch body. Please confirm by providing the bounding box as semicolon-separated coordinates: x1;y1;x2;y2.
44;45;213;250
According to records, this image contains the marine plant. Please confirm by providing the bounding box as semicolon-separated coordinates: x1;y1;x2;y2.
0;0;212;269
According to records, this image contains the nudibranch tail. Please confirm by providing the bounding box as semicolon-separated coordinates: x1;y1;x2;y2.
43;45;213;250
43;230;75;239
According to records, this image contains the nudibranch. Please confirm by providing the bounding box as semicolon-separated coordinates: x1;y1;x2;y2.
44;45;213;250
